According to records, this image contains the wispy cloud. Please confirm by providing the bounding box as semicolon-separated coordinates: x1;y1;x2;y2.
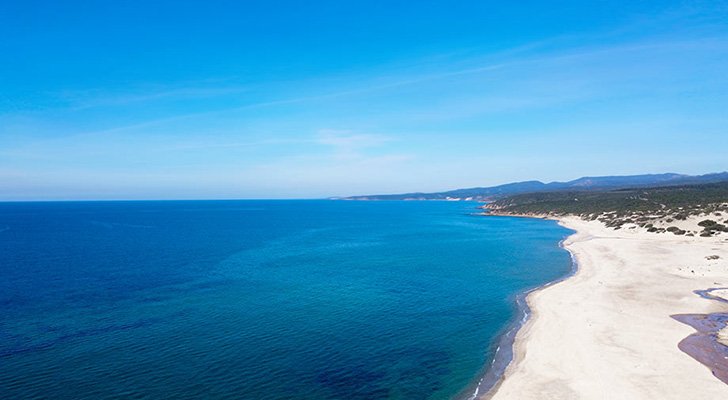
55;34;728;142
66;86;250;110
164;138;309;151
315;129;394;159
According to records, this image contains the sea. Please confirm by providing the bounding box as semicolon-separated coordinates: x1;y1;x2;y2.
0;200;573;400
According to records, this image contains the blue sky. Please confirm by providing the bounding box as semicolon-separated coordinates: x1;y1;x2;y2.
1;0;727;200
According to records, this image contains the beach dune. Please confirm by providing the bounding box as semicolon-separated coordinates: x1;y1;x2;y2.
485;217;728;399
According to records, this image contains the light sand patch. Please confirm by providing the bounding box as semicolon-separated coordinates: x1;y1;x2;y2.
719;326;728;347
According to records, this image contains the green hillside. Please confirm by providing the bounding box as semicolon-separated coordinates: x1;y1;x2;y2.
481;182;728;236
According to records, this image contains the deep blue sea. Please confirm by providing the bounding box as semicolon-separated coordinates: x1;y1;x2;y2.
0;200;572;400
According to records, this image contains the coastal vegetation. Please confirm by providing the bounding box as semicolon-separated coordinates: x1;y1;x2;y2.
480;182;728;236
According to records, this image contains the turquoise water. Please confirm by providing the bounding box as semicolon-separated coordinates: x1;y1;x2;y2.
0;200;572;399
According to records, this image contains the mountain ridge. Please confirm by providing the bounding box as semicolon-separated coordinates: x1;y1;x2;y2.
333;172;728;201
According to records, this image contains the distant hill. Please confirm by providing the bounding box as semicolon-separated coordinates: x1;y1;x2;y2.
334;172;728;201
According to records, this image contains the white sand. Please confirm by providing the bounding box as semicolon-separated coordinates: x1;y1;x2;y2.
485;216;728;399
719;327;728;347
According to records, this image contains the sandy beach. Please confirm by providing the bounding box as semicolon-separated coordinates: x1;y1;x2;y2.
484;216;728;399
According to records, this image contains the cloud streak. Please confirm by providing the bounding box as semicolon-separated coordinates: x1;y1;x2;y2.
49;35;727;143
315;129;394;159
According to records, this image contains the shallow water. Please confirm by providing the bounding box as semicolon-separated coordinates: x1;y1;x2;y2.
673;288;728;385
0;200;573;399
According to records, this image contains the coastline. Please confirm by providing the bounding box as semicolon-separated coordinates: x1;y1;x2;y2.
477;215;728;399
459;222;579;400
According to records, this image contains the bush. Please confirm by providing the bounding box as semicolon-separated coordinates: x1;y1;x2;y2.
701;223;728;233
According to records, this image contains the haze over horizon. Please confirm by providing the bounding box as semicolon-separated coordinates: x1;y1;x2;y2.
2;1;727;200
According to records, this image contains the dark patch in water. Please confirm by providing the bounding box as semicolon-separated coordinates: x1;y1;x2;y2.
314;349;451;400
0;314;179;358
315;365;389;400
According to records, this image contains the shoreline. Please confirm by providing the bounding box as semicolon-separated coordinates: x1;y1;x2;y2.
474;214;728;399
459;226;579;400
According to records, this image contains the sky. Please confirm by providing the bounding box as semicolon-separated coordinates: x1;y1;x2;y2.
1;0;727;200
